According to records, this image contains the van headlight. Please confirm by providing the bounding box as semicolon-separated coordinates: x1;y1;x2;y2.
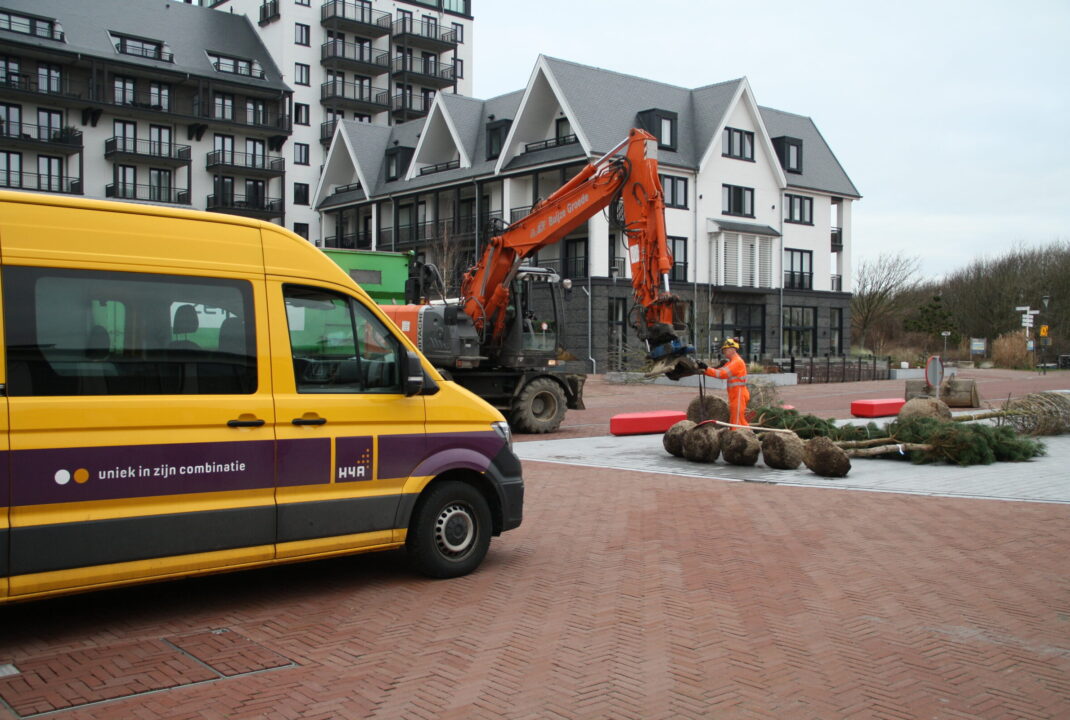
492;421;513;450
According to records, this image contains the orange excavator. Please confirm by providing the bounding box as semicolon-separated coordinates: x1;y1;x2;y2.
381;128;696;433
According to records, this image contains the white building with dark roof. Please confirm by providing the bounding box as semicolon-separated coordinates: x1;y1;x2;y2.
316;55;861;366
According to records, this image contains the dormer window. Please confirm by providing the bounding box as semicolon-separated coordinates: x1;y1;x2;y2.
772;136;803;174
112;33;171;62
385;145;414;181
722;127;754;161
486;118;511;160
636;108;678;151
208;52;265;79
0;11;64;42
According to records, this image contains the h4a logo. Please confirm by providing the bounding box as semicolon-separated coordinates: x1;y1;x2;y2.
336;437;374;482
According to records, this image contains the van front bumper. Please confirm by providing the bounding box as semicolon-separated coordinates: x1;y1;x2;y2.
488;444;524;532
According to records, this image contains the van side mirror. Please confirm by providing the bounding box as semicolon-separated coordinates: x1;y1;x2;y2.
404;351;438;396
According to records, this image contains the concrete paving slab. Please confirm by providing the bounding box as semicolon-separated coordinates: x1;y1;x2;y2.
515;433;1070;504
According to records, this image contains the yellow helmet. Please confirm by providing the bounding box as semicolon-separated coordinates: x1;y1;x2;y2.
721;338;740;350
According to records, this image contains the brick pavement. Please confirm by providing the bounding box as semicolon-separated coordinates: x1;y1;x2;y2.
2;460;1069;719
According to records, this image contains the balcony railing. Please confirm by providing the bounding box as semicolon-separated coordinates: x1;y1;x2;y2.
831;274;843;292
106;86;173;112
0;172;81;194
207;194;283;214
390;56;456;83
418;159;460;176
0;71;79;99
510;205;533;222
831;226;843;252
524;134;578;153
321;40;389;71
0;121;82;146
320;80;390;109
106;183;190;205
105;137;192;162
390;92;431;114
0;16;65;42
115;42;173;63
320;118;339;142
610;256;627;277
259;0;280;24
212;60;266;80
783;271;813;290
323;232;371;250
320;0;392;34
206;149;284;173
391;18;457;47
333;182;362;195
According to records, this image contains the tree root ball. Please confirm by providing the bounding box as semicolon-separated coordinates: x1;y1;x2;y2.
803;436;852;478
721;428;760;466
760;431;804;470
682;423;721;463
898;396;952;422
663;419;696;457
687;395;729;424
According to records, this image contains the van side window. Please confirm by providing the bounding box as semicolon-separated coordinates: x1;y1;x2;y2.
284;285;401;394
3;267;256;396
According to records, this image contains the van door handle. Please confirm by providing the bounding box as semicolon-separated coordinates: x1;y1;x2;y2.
227;418;266;428
292;417;328;426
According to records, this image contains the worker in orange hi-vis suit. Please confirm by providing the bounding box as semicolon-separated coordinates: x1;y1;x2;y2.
696;339;750;426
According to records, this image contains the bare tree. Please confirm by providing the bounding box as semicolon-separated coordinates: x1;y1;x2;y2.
851;253;921;352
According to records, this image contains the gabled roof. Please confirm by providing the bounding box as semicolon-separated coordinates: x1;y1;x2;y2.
0;0;289;92
760;107;861;199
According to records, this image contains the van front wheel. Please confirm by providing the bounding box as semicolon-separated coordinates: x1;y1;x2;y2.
407;481;492;578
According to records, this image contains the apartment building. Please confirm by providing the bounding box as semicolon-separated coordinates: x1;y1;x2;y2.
315;56;860;367
0;0;292;221
209;0;473;242
0;0;474;242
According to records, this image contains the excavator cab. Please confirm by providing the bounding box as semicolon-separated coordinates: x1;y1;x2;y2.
495;266;566;366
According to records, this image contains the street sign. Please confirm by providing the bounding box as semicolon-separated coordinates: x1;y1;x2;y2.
1040;325;1049;337
1022;317;1034;327
1027;339;1035;352
970;338;986;355
1028;310;1040;315
1042;337;1052;347
1015;306;1030;311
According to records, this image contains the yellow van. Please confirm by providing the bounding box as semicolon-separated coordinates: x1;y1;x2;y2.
0;191;522;603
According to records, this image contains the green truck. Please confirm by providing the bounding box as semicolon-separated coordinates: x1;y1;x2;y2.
320;248;411;305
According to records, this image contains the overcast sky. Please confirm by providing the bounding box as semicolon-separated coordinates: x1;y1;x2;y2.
471;0;1070;281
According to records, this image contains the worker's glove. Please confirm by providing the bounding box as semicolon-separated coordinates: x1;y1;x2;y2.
716;358;729;368
695;361;708;370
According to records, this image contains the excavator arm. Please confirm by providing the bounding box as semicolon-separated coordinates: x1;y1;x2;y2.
460;128;695;374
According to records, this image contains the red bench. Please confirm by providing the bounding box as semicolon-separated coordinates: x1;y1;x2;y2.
850;398;906;418
610;410;687;436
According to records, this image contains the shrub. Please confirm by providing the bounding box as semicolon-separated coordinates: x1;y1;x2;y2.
992;330;1030;369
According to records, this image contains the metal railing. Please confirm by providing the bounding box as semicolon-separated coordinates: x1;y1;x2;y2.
206;149;284;172
418;159;459;175
0;15;65;41
0;121;82;145
831;226;843;251
610;256;627;277
776;355;891;384
524;134;578;153
105;137;191;161
333;182;362;194
320;80;390;106
0;72;78;98
390;92;431;114
321;40;389;69
510;205;533;222
323;232;371;249
115;42;173;63
783;271;813;290
259;0;280;23
212;60;266;79
106;183;190;204
320;118;340;142
207;194;283;213
0;172;81;194
320;0;392;31
390;56;455;81
391;18;457;44
831;274;843;292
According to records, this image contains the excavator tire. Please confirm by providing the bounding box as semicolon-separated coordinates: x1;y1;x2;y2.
510;377;567;434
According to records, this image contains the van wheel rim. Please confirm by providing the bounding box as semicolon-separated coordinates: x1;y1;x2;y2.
435;503;475;557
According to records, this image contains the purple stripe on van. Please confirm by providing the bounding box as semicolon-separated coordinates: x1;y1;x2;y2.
278;437;331;486
378;431;502;480
11;441;275;507
0;450;8;508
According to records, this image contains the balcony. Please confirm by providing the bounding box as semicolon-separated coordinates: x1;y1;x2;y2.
524;134;578;153
115;42;173;63
783;271;813;290
418;159;459;176
106;183;190;205
323;232;372;250
610;256;627;278
0;122;82;153
259;0;280;25
0;172;81;194
320;80;389;114
390;56;456;89
831;226;843;252
105;137;192;167
212;60;265;80
389;92;431;119
321;41;389;75
391;18;457;53
196;99;293;133
831;274;843;292
206;149;285;177
320;0;392;37
0;72;81;101
207;193;283;220
510;205;533;222
320;118;340;144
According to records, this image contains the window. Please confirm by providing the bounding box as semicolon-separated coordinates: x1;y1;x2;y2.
246;99;267;126
0;102;21;138
37;64;61;94
722;184;754;217
454;58;463;79
784;248;813;290
293;222;310;239
214;92;234;120
294;182;310;205
785;194;813;224
555;116;571;141
563;237;588;278
830;307;844;356
486;120;510;160
452;22;464;42
386;151;399;180
245;178;266;207
3;267;257;396
295;103;310;125
295;62;310;86
637;108;677;150
246;138;266;167
660;117;674;148
116;164;137;199
710;303;765;359
114;34;166;61
294;142;309;165
0;11;63;41
660;175;688;209
113;75;136;105
214;134;234;163
149;82;170;111
283;285;401;394
295;22;310;46
38;109;62;138
0;150;22;188
37;155;62;192
149;125;172;157
669;236;687;282
113;119;136;152
296;0;311;5
0;56;19;86
786;139;802;173
722;127;754;161
782;305;817;356
209;53;257;77
148;168;172;202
